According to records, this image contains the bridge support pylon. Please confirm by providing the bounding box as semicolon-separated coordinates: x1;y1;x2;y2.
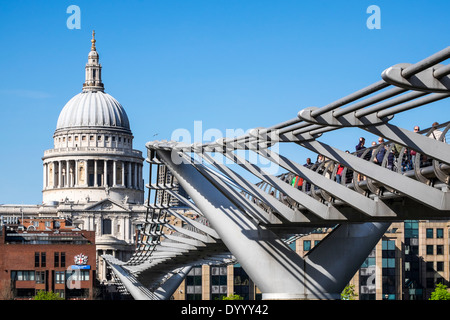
157;149;390;300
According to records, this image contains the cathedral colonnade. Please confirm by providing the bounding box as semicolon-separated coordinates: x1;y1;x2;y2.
42;158;144;190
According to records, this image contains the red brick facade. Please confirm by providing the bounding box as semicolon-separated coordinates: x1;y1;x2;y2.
0;225;96;300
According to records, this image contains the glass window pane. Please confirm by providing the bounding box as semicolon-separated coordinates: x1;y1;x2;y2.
303;240;311;251
388;258;395;268
388;240;395;250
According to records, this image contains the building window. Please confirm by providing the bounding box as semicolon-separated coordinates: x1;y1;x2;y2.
404;220;419;238
303;240;311;251
426;228;433;239
437;261;444;272
211;266;227;300
233;265;250;300
55;289;65;299
288;241;296;251
359;248;376;300
436;228;444;239
66;270;90;282
36;271;45;284
12;271;35;281
61;252;66;268
382;240;396;299
35;252;39;268
436;245;444;255
186;267;202;300
426;245;434;255
102;219;112;235
55;271;65;284
54;252;59;267
41;252;46;267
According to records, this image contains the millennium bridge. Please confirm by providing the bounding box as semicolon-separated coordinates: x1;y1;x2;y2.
103;47;450;300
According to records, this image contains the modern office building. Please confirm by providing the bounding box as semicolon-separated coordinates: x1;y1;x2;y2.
170;220;450;300
297;220;450;300
172;264;262;301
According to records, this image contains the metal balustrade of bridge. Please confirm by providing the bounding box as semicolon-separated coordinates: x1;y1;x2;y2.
251;122;450;224
104;47;450;300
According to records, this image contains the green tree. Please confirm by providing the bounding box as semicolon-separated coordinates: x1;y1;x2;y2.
341;284;358;300
219;294;244;300
33;290;64;300
429;283;450;300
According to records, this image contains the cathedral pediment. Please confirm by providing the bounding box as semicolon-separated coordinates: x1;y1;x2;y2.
84;198;131;212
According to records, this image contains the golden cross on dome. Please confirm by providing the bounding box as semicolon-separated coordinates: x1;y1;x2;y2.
91;30;96;51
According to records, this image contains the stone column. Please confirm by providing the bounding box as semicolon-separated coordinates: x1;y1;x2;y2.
121;161;125;187
134;162;137;189
66;161;70;187
123;216;128;242
94;160;98;187
113;161;117;187
47;162;50;189
58;161;62;188
75;160;79;187
104;160;108;187
137;164;141;190
43;163;47;190
139;164;143;190
84;160;88;186
50;161;56;189
53;161;57;188
128;162;132;188
69;161;73;187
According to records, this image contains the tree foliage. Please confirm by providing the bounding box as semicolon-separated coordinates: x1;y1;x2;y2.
220;294;244;300
341;284;358;300
33;290;64;300
429;283;450;300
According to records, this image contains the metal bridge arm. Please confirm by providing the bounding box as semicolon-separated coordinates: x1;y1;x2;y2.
254;148;397;217
298;140;450;211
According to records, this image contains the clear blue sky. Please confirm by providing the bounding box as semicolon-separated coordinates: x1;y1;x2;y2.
0;0;449;204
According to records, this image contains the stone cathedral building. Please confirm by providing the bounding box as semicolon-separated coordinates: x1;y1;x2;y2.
0;32;148;282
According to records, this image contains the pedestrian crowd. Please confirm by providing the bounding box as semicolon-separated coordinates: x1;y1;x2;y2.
290;122;447;190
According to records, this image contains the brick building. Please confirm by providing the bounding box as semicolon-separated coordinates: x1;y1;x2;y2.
0;218;96;300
